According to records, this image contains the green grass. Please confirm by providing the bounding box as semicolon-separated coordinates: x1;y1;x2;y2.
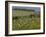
12;10;40;30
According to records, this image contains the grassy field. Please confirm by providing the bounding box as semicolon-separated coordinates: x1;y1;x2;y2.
12;10;40;30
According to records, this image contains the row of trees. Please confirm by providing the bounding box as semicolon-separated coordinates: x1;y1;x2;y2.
12;13;40;20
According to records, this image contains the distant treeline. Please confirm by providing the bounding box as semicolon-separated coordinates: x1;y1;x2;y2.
13;9;35;12
12;14;40;20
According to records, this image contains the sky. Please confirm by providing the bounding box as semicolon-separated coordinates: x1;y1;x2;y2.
12;6;40;13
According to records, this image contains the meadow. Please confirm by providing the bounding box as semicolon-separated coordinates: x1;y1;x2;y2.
12;9;40;30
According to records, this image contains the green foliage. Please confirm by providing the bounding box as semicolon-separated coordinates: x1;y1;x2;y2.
12;10;40;30
12;16;40;30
